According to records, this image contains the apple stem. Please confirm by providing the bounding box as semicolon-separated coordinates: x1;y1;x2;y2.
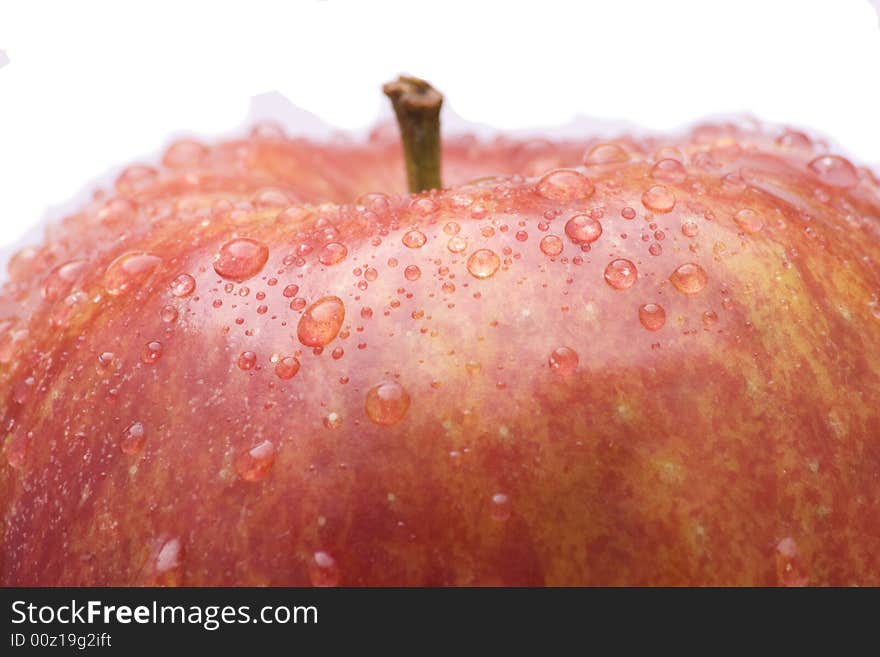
383;76;443;193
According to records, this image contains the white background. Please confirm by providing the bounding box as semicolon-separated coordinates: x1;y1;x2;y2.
1;0;879;256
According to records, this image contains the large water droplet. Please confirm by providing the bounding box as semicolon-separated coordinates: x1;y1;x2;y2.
297;296;345;347
169;273;196;297
603;259;638;290
105;251;163;296
213;238;269;282
641;185;676;213
669;262;709;295
365;381;411;426
564;214;603;244
548;347;579;375
234;440;277;482
733;208;765;234
807;155;858;188
650;159;688;184
638;303;666;331
536;169;595;201
467;249;501;279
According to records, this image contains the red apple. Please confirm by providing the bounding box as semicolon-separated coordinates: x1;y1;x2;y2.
1;79;879;586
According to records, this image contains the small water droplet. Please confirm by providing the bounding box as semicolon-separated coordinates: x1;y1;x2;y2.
491;493;512;521
621;206;637;220
238;351;257;370
564;214;603;244
283;284;299;298
160;305;179;323
323;412;343;430
539;234;564;257
234;440;277;482
105;251;163;296
669;262;709;295
98;351;115;367
536;169;595;201
443;222;461;235
365;381;411;426
807;155;858;188
648;243;663;256
404;265;421;281
297;296;345;347
213;238;269;282
272;356;300;380
638;303;666;331
169;273;196;297
584;143;629;165
702;310;719;327
641;185;676;213
467;249;501;279
447;236;468;254
603;259;638;290
402;230;427;249
681;220;699;237
318;242;348;266
548;346;579;375
141;340;163;364
650;159;688;184
309;551;340;586
732;208;764;234
120;422;146;455
42;259;88;302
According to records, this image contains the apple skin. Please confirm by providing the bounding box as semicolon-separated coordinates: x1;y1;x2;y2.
1;122;879;586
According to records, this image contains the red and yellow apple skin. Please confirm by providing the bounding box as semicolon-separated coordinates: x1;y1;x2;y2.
1;123;879;586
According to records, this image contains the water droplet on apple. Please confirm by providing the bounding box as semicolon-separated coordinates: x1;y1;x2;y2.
536;169;595;201
141;340;163;364
283;284;299;298
297;296;345;347
98;351;115;367
162;139;208;168
621;206;637;220
584;143;629;165
564;214;603;244
237;351;257;371
365;381;411;426
104;251;163;296
160;305;179;323
323;412;343;430
702;310;719;327
275;356;300;379
42;259;88;302
447;236;468;254
309;551;340;587
169;273;196;297
402;230;427;249
404;265;421;281
50;290;89;327
491;493;512;521
318;242;348;266
548;346;579;375
603;259;637;290
234;440;277;482
641;185;676;213
120;421;146;455
733;208;764;234
213;238;269;282
807;155;858;188
669;263;709;295
638;303;666;331
650;159;687;184
467;249;501;279
539;234;564;257
681;220;699;237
